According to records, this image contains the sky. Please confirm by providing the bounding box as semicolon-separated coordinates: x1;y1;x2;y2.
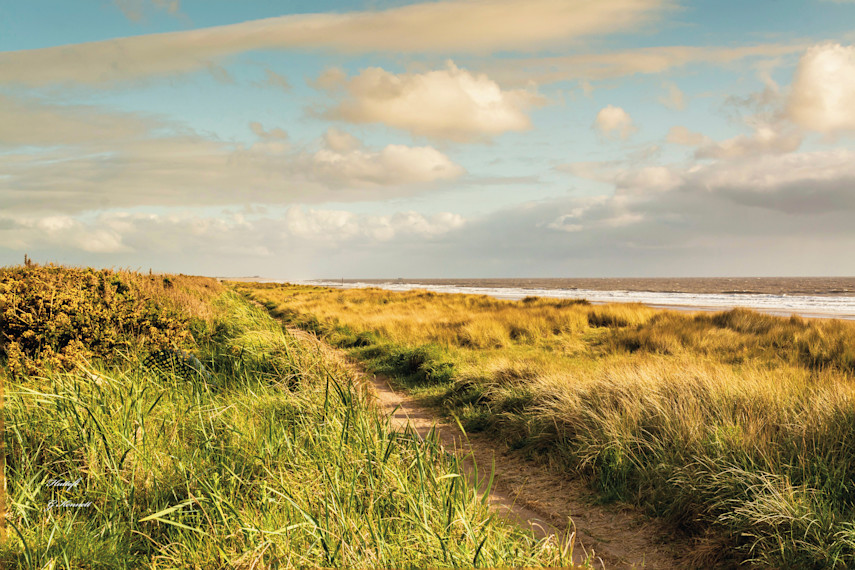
2;0;855;279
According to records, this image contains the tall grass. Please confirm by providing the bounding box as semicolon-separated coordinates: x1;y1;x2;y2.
1;274;576;568
239;282;855;568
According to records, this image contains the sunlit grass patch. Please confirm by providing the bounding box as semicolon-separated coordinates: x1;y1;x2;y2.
2;271;577;569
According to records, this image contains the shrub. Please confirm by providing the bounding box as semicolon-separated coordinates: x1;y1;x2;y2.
0;264;220;375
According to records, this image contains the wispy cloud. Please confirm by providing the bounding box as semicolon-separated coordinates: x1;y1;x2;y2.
0;0;672;86
484;43;806;86
252;68;291;91
0;94;152;148
658;81;685;110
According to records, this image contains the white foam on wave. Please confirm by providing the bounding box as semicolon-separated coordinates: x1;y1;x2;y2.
303;281;855;320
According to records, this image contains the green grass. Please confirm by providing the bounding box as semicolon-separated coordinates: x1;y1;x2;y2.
1;276;578;569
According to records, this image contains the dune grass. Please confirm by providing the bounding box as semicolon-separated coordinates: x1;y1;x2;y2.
238;282;855;568
0;267;577;569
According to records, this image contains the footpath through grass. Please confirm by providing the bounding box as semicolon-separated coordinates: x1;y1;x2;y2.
0;265;576;569
238;282;855;569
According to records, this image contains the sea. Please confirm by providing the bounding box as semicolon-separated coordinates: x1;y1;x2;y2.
298;277;855;321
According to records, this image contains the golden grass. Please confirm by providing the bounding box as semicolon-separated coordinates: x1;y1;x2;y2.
238;283;855;567
123;270;223;323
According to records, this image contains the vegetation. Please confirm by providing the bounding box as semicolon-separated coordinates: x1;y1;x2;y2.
239;282;855;568
0;266;215;377
1;265;575;569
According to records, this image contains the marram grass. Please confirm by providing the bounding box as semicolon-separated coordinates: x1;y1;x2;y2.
1;267;578;569
239;282;855;568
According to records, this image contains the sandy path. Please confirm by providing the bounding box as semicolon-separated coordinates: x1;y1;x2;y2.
284;325;695;569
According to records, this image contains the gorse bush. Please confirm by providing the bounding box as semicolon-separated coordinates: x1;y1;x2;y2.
240;282;855;568
1;267;574;569
0;264;221;377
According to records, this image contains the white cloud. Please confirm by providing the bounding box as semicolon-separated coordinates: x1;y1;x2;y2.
658;81;685;110
615;166;682;195
312;67;348;90
36;216;76;233
309;143;465;186
249;122;288;140
685;150;855;213
545;198;616;232
1;0;671;86
10;215;128;253
666;126;708;146
695;124;802;159
322;62;544;142
557;161;622;183
787;43;855;133
323;128;361;152
666;121;802;159
594;105;637;139
76;230;127;253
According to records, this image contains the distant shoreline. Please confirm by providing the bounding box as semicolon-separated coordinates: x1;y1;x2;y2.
220;277;855;321
219;276;855;296
322;277;855;297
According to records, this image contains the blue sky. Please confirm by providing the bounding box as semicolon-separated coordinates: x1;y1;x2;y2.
2;0;855;278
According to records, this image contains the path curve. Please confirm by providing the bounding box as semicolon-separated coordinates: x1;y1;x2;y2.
284;325;697;569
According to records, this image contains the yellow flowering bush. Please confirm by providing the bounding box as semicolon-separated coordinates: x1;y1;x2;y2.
0;264;219;376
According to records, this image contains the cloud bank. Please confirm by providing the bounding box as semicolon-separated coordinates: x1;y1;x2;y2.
0;96;464;214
